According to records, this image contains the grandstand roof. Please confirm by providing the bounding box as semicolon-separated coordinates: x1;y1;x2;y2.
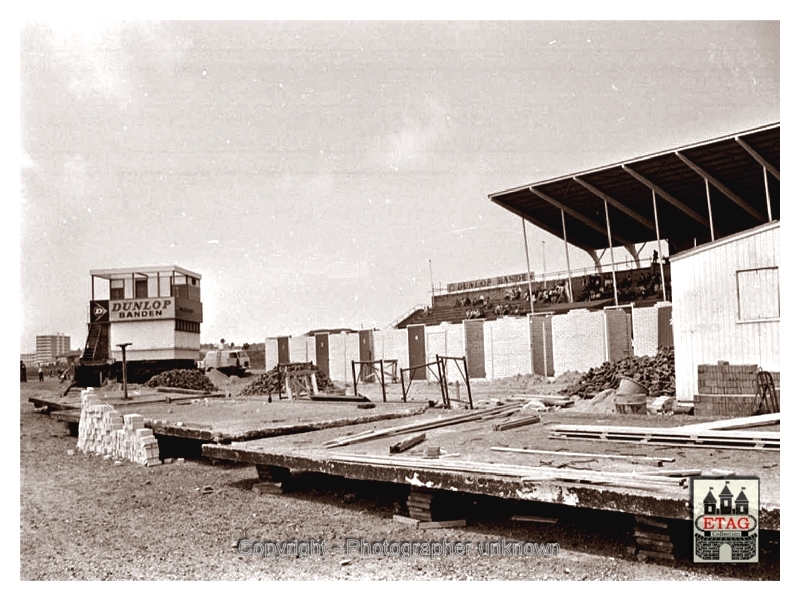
488;123;779;255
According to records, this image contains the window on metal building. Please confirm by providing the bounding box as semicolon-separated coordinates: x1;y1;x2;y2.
737;267;779;321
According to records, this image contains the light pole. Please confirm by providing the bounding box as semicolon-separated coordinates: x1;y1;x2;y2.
117;343;132;399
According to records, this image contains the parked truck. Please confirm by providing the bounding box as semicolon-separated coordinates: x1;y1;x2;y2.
199;350;250;377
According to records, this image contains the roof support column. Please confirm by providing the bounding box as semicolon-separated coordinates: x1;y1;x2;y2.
521;218;535;316
763;166;773;222
705;178;716;241
560;209;574;302
602;199;619;306
652;190;667;303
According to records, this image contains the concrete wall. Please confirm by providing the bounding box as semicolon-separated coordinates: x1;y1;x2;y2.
266;296;674;382
289;335;313;364
374;328;409;368
326;331;361;384
671;222;780;402
484;317;532;379
264;338;280;371
551;309;607;374
425;322;466;381
632;305;659;357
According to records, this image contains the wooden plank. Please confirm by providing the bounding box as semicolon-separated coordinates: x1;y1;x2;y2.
635;516;670;529
392;515;420;527
390;433;427;454
510;515;558;524
324;404;517;448
418;519;467;530
493;414;541;431
490;446;673;465
674;413;780;432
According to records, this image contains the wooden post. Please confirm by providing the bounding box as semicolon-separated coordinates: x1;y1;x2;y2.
705;178;716;241
763;166;773;222
652;190;668;302
560;209;574;302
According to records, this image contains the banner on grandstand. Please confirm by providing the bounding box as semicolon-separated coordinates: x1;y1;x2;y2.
447;272;531;294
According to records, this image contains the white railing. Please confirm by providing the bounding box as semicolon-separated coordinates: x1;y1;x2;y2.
386;304;427;330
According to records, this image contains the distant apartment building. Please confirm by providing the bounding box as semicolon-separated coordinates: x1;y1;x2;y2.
35;334;71;366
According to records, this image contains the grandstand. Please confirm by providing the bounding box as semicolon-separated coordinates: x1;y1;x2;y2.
396;262;670;328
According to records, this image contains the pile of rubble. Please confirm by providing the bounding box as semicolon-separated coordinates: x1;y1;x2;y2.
560;347;675;399
76;389;161;466
241;362;340;396
145;369;216;392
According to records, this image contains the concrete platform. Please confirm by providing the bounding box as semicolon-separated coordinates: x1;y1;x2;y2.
40;393;429;443
202;409;780;530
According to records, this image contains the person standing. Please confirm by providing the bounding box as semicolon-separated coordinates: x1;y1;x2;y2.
38;366;44;382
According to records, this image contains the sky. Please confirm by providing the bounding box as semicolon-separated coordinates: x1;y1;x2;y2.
17;19;781;353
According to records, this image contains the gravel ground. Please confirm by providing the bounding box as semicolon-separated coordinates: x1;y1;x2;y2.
20;378;779;581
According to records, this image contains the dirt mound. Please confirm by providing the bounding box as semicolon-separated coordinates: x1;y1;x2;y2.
559;347;675;399
571;388;618;414
553;370;582;386
205;369;231;388
144;369;216;392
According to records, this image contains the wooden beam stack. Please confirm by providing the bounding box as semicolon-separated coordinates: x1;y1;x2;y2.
633;516;676;563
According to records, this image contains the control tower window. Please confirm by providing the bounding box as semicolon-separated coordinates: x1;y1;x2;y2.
135;278;148;299
110;279;125;300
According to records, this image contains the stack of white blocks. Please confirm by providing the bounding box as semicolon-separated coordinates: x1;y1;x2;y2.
76;388;161;467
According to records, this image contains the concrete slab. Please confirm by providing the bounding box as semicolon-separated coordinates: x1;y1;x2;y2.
202;410;780;530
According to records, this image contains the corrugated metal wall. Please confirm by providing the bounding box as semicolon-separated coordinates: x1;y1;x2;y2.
671;222;780;402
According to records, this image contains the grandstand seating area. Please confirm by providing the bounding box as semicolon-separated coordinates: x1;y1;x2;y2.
396;263;670;329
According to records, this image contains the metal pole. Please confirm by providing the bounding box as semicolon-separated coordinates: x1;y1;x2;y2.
428;259;435;297
652;190;667;302
117;343;132;400
602;200;619;306
521;218;535;315
763;166;773;222
705;178;716;241
560;209;574;302
380;359;386;403
461;356;474;409
351;360;358;397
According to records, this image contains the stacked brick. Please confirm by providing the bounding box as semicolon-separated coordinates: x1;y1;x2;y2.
76;389;161;466
694;363;780;417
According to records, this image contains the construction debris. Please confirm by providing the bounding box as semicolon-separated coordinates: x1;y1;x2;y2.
145;369;217;392
560;347;675;399
241;362;341;397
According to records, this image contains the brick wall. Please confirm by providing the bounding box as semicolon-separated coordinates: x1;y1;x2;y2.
551;309;606;374
694;362;780;416
484;317;532;379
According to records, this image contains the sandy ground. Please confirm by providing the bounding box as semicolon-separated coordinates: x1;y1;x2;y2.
20;377;779;581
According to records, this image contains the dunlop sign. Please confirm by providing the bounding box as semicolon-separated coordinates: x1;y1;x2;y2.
447;272;530;293
109;298;176;321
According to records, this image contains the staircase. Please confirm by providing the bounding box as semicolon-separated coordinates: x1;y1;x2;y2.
82;323;109;362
